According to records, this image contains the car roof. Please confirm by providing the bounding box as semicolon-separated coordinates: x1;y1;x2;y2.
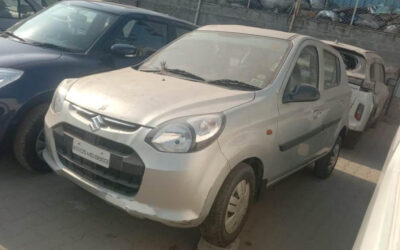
323;40;384;62
198;25;300;40
323;40;374;55
63;0;196;27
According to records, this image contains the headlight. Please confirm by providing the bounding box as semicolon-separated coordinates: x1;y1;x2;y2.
146;114;225;153
0;68;23;88
51;78;77;113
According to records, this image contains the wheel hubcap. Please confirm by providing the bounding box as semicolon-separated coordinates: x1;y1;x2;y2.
328;142;340;171
225;179;250;234
35;129;46;160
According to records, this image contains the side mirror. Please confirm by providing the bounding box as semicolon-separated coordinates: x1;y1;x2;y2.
283;85;320;103
110;44;137;58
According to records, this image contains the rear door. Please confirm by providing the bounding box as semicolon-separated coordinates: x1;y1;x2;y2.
319;48;349;150
275;41;325;177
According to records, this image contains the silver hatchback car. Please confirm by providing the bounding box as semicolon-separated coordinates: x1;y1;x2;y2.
43;25;351;247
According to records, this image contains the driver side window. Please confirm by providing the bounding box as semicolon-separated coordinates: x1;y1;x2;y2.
284;46;319;95
110;18;168;57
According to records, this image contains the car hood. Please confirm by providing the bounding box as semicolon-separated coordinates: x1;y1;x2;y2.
0;37;61;68
66;68;255;127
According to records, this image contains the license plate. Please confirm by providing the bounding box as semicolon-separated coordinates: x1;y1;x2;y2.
72;138;110;168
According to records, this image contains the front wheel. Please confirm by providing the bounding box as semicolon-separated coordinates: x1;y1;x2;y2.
13;103;52;172
200;163;256;247
314;136;342;179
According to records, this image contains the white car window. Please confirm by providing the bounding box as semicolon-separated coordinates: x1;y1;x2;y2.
285;46;319;94
323;51;341;89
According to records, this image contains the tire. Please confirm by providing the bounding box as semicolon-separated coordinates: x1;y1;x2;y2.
343;130;361;149
314;136;342;179
367;106;378;129
13;103;51;172
200;163;256;247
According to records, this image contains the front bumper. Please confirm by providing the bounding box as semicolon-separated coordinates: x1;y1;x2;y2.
43;102;230;228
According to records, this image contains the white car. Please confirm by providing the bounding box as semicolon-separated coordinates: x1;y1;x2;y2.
324;41;390;132
43;25;351;247
353;126;400;250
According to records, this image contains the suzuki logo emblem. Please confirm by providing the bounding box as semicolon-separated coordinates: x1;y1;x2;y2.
90;115;106;132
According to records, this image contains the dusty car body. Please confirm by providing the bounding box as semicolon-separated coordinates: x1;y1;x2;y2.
43;25;351;247
353;126;400;250
324;41;390;132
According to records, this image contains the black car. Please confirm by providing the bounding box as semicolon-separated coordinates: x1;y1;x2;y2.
0;0;196;171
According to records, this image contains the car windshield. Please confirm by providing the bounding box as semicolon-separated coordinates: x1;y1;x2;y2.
139;31;291;90
7;3;117;52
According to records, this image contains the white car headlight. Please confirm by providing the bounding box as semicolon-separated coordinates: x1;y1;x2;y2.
0;68;24;88
146;114;225;153
51;78;78;113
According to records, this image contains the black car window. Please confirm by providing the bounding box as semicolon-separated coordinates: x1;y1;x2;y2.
111;18;168;57
285;46;319;94
0;0;18;18
175;26;192;38
19;0;35;18
40;0;59;7
11;4;117;52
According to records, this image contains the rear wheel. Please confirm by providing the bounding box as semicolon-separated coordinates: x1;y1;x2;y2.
314;136;342;179
200;163;256;247
13;103;52;172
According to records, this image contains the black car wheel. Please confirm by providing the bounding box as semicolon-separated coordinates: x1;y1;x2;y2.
13;103;52;172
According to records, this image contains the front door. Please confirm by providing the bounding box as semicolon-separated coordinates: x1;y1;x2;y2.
275;42;325;179
319;48;348;151
106;16;170;69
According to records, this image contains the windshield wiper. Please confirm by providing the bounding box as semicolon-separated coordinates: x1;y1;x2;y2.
3;31;26;43
31;42;79;53
208;79;261;91
164;68;205;82
141;68;205;82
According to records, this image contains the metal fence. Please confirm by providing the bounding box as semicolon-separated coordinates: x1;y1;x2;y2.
201;0;400;33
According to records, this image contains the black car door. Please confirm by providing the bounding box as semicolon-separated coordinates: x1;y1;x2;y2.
103;15;171;69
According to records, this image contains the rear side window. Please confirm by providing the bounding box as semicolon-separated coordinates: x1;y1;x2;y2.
285;46;319;94
323;51;341;89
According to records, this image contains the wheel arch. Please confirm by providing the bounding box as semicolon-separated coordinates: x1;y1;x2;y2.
5;91;54;143
237;157;265;200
